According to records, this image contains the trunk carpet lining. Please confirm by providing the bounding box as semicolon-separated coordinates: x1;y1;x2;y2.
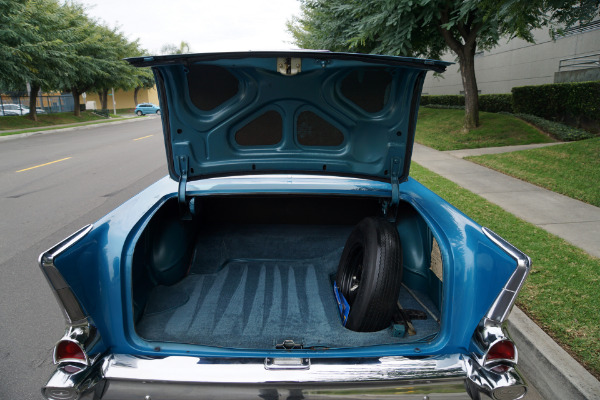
137;224;441;348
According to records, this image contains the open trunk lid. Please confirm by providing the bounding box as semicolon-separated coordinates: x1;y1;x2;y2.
127;51;449;185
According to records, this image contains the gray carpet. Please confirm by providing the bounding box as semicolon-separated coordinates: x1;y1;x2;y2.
136;224;440;349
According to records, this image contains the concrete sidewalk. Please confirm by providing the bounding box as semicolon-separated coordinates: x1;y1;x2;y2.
412;143;600;400
413;143;600;258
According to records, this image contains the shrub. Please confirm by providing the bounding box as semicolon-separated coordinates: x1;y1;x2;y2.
514;113;596;141
422;94;513;113
479;94;513;113
93;109;110;118
421;95;464;107
422;104;465;110
512;81;600;129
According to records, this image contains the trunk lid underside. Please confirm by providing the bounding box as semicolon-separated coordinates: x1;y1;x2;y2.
127;52;449;185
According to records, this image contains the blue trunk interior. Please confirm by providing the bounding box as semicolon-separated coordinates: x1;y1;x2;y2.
133;196;442;349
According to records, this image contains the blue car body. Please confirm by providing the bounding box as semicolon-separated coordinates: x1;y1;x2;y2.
40;52;530;400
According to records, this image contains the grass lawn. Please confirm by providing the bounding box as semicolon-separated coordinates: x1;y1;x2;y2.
415;108;555;150
0;111;118;132
410;162;600;379
0;111;126;136
466;138;600;207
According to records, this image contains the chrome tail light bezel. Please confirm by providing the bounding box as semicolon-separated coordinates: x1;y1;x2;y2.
52;323;100;367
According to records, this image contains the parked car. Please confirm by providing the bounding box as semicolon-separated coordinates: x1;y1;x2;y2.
1;103;29;116
0;109;20;116
40;51;530;400
134;102;160;115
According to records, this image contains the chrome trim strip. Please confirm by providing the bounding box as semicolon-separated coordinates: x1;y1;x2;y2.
38;225;93;324
40;225;94;266
482;227;531;323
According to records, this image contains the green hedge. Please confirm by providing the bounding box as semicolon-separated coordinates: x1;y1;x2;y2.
421;94;513;113
421;95;464;107
512;81;600;125
479;94;513;113
514;113;595;141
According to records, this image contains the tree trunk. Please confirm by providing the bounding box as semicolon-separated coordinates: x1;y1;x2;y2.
134;87;140;106
98;89;109;110
458;45;479;131
72;88;81;117
27;83;40;122
437;12;481;131
97;91;104;110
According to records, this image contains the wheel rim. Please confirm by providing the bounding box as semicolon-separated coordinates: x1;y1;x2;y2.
342;245;363;305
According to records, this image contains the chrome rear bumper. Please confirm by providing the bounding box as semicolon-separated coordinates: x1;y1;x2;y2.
43;353;527;400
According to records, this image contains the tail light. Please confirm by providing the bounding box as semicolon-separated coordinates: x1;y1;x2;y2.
54;340;87;365
486;339;516;362
485;339;517;373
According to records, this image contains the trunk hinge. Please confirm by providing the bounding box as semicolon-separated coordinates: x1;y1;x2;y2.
383;157;401;221
177;156;192;220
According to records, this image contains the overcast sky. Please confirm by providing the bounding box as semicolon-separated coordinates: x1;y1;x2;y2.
77;0;302;55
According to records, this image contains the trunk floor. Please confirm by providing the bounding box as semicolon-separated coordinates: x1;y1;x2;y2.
137;251;440;349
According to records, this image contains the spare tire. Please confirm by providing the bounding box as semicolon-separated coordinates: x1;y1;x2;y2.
336;217;403;332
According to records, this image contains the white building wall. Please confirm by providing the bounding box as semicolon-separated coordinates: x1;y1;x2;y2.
422;25;600;95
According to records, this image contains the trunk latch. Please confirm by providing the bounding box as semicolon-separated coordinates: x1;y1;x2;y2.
275;339;303;350
277;57;301;76
265;340;310;370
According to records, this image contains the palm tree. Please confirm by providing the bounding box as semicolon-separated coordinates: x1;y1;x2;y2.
160;40;191;55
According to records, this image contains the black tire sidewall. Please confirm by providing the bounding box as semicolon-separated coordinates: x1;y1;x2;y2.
337;217;403;332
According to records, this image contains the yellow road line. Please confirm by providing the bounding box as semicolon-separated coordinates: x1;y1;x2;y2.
16;157;72;173
133;134;153;141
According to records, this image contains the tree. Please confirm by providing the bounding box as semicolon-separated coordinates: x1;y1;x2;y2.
21;0;77;121
91;25;140;111
0;0;30;90
1;0;81;121
1;0;153;118
54;3;137;116
133;68;155;106
289;0;600;130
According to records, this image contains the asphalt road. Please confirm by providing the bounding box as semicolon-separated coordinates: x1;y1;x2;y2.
0;117;167;399
0;117;543;399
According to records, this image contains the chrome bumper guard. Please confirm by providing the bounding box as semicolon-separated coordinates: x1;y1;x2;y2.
43;353;527;400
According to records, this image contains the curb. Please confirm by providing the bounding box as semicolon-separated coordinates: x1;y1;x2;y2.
508;307;600;400
0;116;152;142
